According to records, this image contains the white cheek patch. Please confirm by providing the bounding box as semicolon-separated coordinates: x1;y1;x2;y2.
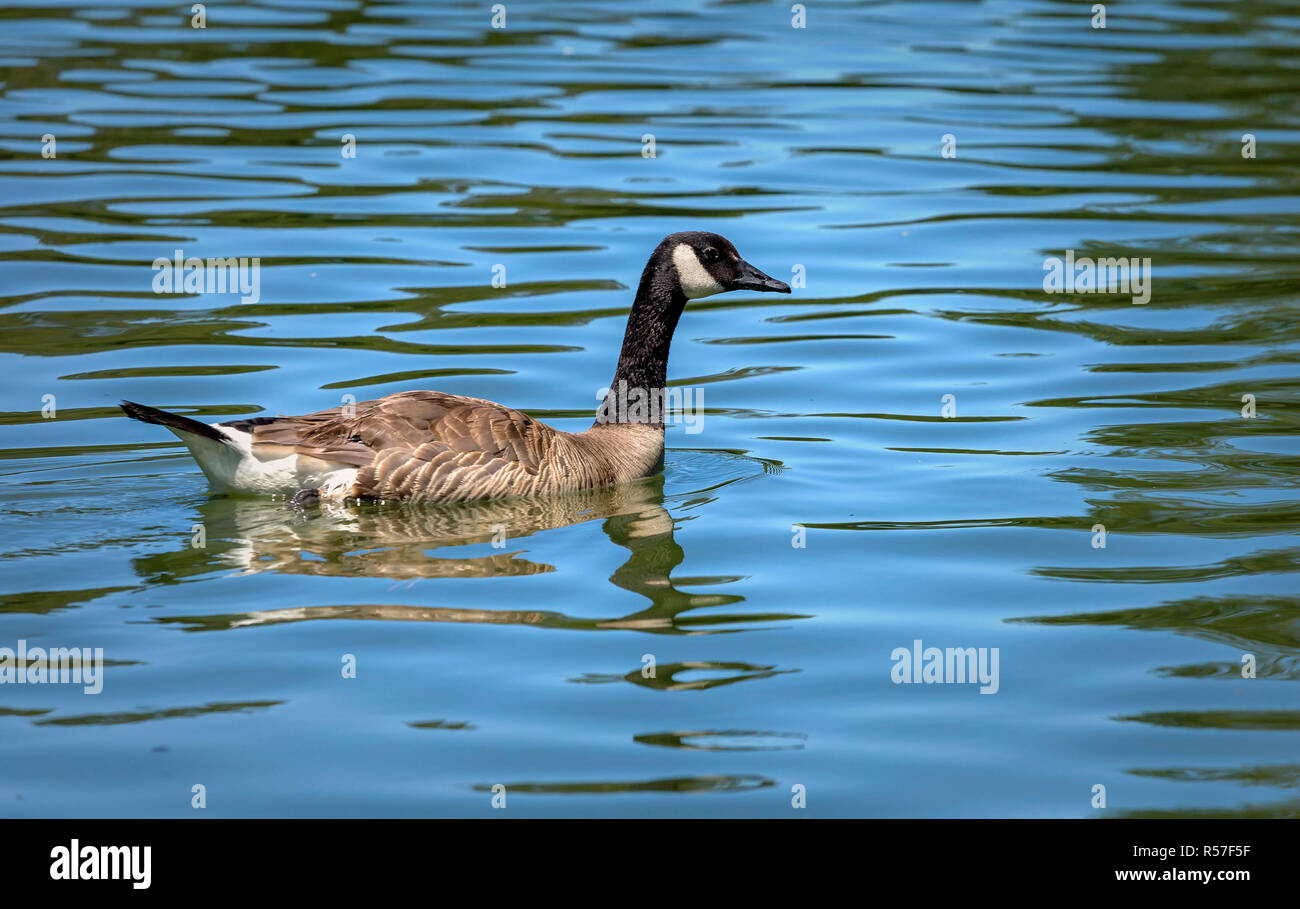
672;244;725;299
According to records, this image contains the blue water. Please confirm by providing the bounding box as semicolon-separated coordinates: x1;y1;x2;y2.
1;0;1298;817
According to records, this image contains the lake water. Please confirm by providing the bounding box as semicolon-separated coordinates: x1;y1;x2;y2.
1;0;1297;818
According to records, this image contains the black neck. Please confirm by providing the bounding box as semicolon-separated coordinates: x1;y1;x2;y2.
594;251;686;427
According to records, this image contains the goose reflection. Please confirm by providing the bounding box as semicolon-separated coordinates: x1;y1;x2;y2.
143;453;808;636
216;473;676;580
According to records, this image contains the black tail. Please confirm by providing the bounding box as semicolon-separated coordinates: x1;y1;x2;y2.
120;400;229;444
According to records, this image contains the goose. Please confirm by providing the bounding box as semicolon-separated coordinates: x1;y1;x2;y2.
121;231;790;504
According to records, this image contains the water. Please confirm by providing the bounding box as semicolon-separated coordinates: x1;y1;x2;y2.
1;0;1297;818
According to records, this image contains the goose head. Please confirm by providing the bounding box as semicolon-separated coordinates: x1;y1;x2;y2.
661;230;791;299
599;231;791;429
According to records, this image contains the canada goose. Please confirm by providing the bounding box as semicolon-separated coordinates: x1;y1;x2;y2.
122;231;790;504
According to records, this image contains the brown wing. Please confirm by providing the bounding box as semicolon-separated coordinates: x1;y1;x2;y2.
227;390;573;503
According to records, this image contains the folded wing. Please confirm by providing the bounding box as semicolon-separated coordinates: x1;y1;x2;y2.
227;390;568;502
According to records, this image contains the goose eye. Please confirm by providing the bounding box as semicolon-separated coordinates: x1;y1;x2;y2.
701;247;719;263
